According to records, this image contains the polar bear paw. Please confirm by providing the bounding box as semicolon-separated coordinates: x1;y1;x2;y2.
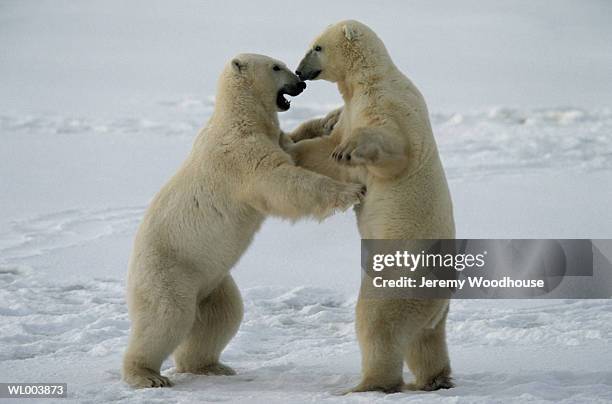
344;381;403;394
123;367;173;388
321;107;343;135
184;363;237;376
331;128;406;172
332;182;366;211
332;136;383;166
290;108;343;143
404;375;454;391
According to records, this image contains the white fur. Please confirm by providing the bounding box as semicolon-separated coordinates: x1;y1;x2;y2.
122;53;364;388
289;20;455;393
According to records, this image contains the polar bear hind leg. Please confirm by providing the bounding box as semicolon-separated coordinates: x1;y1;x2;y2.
404;305;453;391
123;271;198;388
174;275;243;375
349;298;452;394
351;324;405;393
348;298;410;394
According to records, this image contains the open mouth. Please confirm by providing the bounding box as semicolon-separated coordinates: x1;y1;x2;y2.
276;90;292;111
276;81;307;111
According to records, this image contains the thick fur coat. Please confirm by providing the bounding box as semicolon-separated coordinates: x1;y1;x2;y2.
122;54;363;388
288;20;456;392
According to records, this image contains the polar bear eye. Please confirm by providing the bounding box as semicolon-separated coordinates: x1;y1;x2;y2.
272;65;281;71
314;45;322;52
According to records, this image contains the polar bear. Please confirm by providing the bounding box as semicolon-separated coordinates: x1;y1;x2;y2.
287;21;456;393
122;53;365;388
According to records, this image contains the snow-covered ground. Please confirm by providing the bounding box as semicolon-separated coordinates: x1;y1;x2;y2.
1;1;611;403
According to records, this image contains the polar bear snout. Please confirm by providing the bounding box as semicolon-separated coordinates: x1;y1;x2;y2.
280;79;306;97
296;69;321;81
295;64;321;81
296;51;322;81
276;79;306;111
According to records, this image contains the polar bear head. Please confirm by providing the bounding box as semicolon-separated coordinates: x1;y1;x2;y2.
224;53;306;112
296;20;390;83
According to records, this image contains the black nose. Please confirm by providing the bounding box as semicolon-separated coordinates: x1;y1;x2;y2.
297;81;306;91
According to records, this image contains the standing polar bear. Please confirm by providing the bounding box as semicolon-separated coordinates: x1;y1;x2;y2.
122;54;364;388
288;20;455;393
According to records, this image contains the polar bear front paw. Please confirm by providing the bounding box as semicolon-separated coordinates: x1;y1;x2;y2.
331;128;406;173
332;182;366;211
321;107;343;135
123;368;173;388
331;137;382;166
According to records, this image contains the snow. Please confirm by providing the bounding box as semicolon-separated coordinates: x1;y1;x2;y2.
2;273;612;403
1;1;612;403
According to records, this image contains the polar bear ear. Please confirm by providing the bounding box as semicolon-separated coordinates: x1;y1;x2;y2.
342;24;358;41
231;58;247;73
